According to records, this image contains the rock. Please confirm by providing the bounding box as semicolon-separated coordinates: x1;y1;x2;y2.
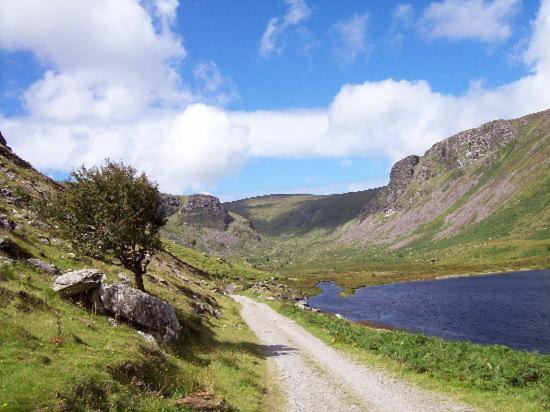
27;258;60;275
224;283;237;294
172;392;228;411
108;318;119;327
335;313;344;320
0;214;15;231
175;194;233;230
148;274;169;287
158;193;181;219
100;282;180;342
53;269;105;295
0;131;6;147
192;302;222;319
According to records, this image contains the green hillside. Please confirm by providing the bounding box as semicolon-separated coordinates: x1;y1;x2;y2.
224;189;379;237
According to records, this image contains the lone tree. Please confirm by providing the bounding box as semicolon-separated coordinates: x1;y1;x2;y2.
46;160;164;291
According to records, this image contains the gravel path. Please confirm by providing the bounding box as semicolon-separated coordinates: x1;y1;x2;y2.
233;295;471;412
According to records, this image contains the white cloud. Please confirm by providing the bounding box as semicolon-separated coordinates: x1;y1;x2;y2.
331;13;370;64
3;104;249;193
259;0;311;58
420;0;520;42
1;0;550;196
388;3;415;44
0;0;188;122
193;61;239;106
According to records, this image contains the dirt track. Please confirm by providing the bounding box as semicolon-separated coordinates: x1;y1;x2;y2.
233;295;470;412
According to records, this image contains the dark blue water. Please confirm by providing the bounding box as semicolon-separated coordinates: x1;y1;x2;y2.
308;269;550;353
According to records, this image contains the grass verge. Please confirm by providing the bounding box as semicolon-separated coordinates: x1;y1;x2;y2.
268;301;550;411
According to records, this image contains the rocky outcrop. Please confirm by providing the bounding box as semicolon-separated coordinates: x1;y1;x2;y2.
360;119;518;220
159;193;181;219
361;155;419;217
52;271;180;342
425;120;516;170
0;131;6;147
100;282;180;342
0;214;16;231
175;194;233;230
53;269;105;294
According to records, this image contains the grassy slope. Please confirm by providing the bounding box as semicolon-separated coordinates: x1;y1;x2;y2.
0;234;272;411
224;189;379;237
0;146;275;411
267;301;550;411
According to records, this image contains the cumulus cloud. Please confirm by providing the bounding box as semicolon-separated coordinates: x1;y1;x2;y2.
259;0;311;58
0;0;188;122
420;0;520;43
1;0;550;195
3;104;248;193
331;13;370;65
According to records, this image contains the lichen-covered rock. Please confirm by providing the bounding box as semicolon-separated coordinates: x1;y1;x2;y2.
100;282;180;342
175;194;233;230
53;269;105;295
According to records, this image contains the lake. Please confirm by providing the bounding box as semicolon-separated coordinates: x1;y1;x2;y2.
308;269;550;353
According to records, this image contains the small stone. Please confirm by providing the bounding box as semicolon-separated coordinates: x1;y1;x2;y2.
28;258;60;275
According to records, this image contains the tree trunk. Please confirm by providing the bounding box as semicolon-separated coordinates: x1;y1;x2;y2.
134;271;145;292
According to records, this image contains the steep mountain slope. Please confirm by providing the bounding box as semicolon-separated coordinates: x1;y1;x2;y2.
0;135;271;410
343;109;550;250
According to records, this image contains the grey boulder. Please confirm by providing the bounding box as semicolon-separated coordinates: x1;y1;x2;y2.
53;269;105;295
28;258;60;275
100;282;180;342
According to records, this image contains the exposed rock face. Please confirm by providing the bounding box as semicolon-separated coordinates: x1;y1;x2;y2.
53;269;105;295
176;194;233;230
100;282;180;342
159;193;181;219
426;120;516;170
360;119;518;220
361;155;419;217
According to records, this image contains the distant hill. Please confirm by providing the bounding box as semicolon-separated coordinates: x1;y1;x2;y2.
224;189;379;237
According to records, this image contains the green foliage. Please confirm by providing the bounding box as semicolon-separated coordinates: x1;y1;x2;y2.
43;160;164;290
275;303;550;408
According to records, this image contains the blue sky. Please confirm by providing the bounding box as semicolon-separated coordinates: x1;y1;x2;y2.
1;0;549;200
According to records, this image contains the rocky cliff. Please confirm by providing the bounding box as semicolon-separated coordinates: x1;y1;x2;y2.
345;110;550;248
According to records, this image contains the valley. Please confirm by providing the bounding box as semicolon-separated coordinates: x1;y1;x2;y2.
0;109;548;411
